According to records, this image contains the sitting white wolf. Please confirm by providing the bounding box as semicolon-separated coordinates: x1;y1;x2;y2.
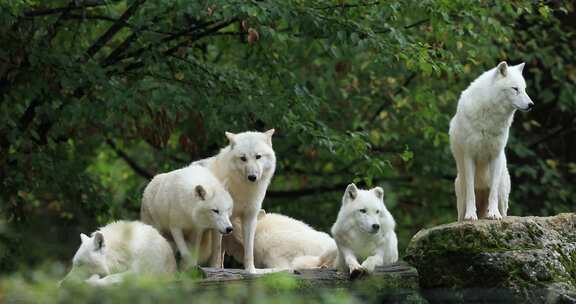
449;62;534;221
222;210;336;269
60;221;176;287
194;130;276;274
141;164;234;269
331;184;398;278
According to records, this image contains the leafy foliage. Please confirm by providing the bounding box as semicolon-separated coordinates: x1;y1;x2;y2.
0;0;574;273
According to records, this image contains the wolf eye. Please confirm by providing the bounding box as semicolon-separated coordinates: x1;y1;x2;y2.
211;209;219;214
376;210;380;214
255;154;262;159
240;156;247;162
512;87;519;94
359;209;367;214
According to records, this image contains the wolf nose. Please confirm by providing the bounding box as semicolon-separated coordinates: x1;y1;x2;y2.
225;227;233;234
247;175;257;182
372;224;380;231
527;103;534;110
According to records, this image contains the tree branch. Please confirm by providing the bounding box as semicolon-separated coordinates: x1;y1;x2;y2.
315;1;381;10
118;18;238;73
370;73;416;123
101;31;141;67
373;18;430;34
23;0;111;17
106;138;153;180
528;119;576;148
85;0;146;59
106;19;221;66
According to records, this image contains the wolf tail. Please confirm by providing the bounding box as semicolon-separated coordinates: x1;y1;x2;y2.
292;256;322;269
318;248;337;268
292;248;338;269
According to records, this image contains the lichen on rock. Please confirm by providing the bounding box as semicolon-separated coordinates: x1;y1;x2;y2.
405;213;576;303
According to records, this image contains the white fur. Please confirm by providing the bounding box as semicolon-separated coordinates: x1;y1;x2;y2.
140;164;234;269
330;184;398;276
222;210;336;269
194;130;276;274
60;221;176;287
449;62;533;221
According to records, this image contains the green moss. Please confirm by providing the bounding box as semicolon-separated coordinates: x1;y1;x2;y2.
554;245;576;287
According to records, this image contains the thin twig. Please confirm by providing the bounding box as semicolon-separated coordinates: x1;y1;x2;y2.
23;0;110;17
85;0;146;59
106;138;153;179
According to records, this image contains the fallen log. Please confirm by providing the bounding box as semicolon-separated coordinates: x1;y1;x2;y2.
197;261;419;289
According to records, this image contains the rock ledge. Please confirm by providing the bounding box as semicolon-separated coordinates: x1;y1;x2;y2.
405;213;576;303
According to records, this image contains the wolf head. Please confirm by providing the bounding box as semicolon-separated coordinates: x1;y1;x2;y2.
493;61;534;112
342;184;393;234
60;232;109;286
192;184;234;234
225;129;276;183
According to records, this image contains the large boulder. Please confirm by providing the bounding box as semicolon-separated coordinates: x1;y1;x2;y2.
405;213;576;303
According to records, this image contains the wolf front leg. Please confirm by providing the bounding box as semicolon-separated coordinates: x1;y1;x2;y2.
171;228;192;269
455;175;466;222
361;254;383;273
85;271;133;286
499;167;511;217
462;156;478;220
486;152;505;220
338;246;365;279
363;234;398;272
242;212;258;273
209;229;223;268
188;229;203;267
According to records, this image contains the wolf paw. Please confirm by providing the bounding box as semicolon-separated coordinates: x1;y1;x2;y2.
463;212;478;221
249;268;288;275
361;259;378;273
85;274;102;286
349;265;367;280
485;209;502;220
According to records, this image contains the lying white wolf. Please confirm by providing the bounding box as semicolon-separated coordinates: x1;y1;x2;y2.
449;62;534;221
331;184;398;278
60;221;176;287
141;164;234;269
194;130;276;273
222;210;336;269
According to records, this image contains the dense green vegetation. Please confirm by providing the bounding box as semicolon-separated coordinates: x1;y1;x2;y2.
0;0;574;300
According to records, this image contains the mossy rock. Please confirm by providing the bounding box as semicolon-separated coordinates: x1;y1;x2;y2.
405;213;576;303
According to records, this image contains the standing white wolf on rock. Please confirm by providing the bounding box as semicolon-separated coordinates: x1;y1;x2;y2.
141;164;234;269
449;62;534;221
330;184;398;278
194;129;276;274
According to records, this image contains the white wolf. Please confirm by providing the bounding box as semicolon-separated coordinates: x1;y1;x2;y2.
222;210;337;269
330;184;398;278
60;221;176;287
449;62;533;221
194;129;276;274
141;164;234;269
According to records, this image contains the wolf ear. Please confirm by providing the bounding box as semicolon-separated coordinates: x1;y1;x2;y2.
257;209;266;220
195;185;208;201
263;129;275;146
496;61;508;77
93;232;104;251
225;131;236;149
373;187;384;200
344;183;358;202
516;62;525;73
80;233;90;243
